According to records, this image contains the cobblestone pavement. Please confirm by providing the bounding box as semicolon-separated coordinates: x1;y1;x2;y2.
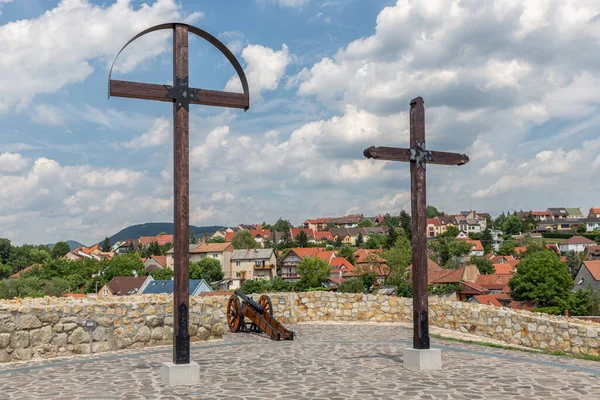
1;323;600;399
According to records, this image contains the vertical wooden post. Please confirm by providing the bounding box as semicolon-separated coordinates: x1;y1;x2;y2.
173;24;190;364
409;97;430;350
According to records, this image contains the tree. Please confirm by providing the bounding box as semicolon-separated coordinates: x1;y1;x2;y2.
273;218;293;232
384;234;412;286
426;205;444;218
357;219;373;228
565;251;582;279
441;226;459;238
469;256;495;275
337;245;355;264
189;233;197;244
0;263;12;280
104;253;145;282
509;251;573;307
101;237;111;252
381;213;400;228
51;241;70;259
232;230;258;249
595;229;600;244
356;232;364;247
386;226;399;249
296;256;330;288
147;241;162;256
295;230;309;248
189;258;224;283
428;238;470;267
365;233;386;249
29;248;50;264
497;241;517;256
503;216;524;235
337;278;365;293
263;237;273;249
0;238;10;264
399;210;412;239
568;288;600;316
480;228;493;251
208;236;226;244
150;268;174;280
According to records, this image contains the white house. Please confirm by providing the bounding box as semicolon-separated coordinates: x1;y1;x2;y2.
587;219;600;232
559;236;596;254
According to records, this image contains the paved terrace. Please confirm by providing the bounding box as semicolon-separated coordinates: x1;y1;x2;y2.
1;323;599;400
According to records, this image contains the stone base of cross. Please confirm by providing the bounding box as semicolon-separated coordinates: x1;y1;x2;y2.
364;97;469;370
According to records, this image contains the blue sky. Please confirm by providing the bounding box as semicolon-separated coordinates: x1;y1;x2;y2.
0;0;599;245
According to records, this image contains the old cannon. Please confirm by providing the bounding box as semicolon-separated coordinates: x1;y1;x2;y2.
227;291;294;341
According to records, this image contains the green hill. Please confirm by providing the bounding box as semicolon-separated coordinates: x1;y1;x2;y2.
103;222;224;245
47;240;86;250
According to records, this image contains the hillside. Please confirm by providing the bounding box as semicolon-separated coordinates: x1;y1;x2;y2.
47;240;86;250
103;222;224;245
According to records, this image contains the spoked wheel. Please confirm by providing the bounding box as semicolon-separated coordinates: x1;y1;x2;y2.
227;295;244;332
258;295;273;315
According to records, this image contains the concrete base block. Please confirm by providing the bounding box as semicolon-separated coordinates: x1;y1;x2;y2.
161;361;200;386
402;348;442;370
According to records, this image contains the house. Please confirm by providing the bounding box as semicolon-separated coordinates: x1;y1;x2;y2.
142;279;212;296
548;207;568;220
328;214;362;228
573;260;600;291
487;255;516;264
458;281;489;301
98;276;153;297
165;242;234;277
10;264;42;279
303;218;331;231
566;208;584;220
457;238;484;256
586;245;600;259
429;264;480;285
531;211;551;221
437;215;457;235
230;248;277;289
586;219;600;233
406;258;444;273
311;231;334;243
248;228;271;247
589;208;600;219
470;293;512;307
427;218;441;237
493;263;516;275
330;257;357;278
353;249;388;281
371;215;385;225
291;228;315;242
143;255;167;272
474;274;512;294
113;240;139;254
558;236;596;254
330;227;387;245
279;248;335;281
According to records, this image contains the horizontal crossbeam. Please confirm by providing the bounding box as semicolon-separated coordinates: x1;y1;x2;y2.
363;146;469;166
109;80;249;110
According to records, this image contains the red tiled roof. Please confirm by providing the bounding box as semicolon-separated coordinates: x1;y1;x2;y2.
249;229;270;238
514;246;527;254
475;274;512;291
328;277;345;285
10;264;42;279
407;258;443;272
562;236;596;245
432;268;465;283
474;294;504;307
459;281;488;295
531;211;550;216
330;257;357;276
509;301;536;310
353;249;385;263
313;231;334;241
493;263;515;275
458;238;483;252
587;245;600;254
151;256;167;267
195;243;234;253
224;231;235;242
305;217;331;224
105;276;148;295
156;234;173;246
291;228;314;239
583;261;600;281
589;208;600;215
489;255;516;263
427;218;440;227
288;248;335;263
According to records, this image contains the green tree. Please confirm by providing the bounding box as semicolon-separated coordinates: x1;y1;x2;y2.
337;245;355;264
295;230;309;248
0;263;12;280
337;278;365;293
565;251;582;279
189;233;197;244
263;237;273;249
568;288;600;316
509;251;573;307
399;210;412;239
232;230;258;249
0;238;11;264
441;226;459;238
480;228;493;251
357;219;373;228
365;233;387;249
208;236;226;244
147;241;162;256
281;229;294;248
273;218;293;232
150;268;174;280
356;232;364;247
334;237;343;248
503;216;524;235
381;213;400;228
189;258;224;283
497;241;517;256
594;229;600;244
428;238;470;267
104;253;146;282
426;205;444;218
469;256;495;275
296;256;330;288
101;237;111;252
386;226;399;249
384;234;412;286
29;248;50;264
51;241;70;259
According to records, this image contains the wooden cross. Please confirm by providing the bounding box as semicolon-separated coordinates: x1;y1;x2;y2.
108;23;249;364
363;97;468;350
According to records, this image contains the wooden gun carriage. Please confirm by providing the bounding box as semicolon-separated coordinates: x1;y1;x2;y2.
227;291;294;341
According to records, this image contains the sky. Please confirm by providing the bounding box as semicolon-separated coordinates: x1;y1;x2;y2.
0;0;599;245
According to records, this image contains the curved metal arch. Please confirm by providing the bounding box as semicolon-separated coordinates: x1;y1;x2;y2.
108;22;249;101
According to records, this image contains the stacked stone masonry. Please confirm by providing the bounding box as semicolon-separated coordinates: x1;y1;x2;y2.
1;292;599;363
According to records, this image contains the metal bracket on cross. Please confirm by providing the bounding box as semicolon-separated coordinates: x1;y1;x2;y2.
410;141;433;170
165;77;199;111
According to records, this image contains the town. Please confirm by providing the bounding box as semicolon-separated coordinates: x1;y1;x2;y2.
2;206;599;317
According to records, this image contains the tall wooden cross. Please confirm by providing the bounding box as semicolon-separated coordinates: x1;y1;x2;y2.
108;23;249;365
364;97;468;350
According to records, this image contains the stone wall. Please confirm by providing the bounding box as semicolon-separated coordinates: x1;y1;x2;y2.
2;291;600;363
0;295;225;363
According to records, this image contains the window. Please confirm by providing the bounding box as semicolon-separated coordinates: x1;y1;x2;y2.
236;260;241;266
213;253;218;258
103;289;108;295
236;272;241;278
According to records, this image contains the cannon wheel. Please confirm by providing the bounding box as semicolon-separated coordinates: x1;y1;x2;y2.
227;295;244;332
258;295;273;315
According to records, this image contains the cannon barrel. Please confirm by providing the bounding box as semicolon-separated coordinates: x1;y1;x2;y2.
234;290;264;313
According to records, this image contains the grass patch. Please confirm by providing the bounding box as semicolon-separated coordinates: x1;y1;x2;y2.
430;333;600;362
527;237;566;244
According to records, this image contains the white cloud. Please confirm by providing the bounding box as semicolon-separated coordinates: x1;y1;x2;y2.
31;104;66;126
258;0;309;8
0;0;201;113
225;44;291;100
0;152;30;173
124;117;170;149
480;158;508;175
